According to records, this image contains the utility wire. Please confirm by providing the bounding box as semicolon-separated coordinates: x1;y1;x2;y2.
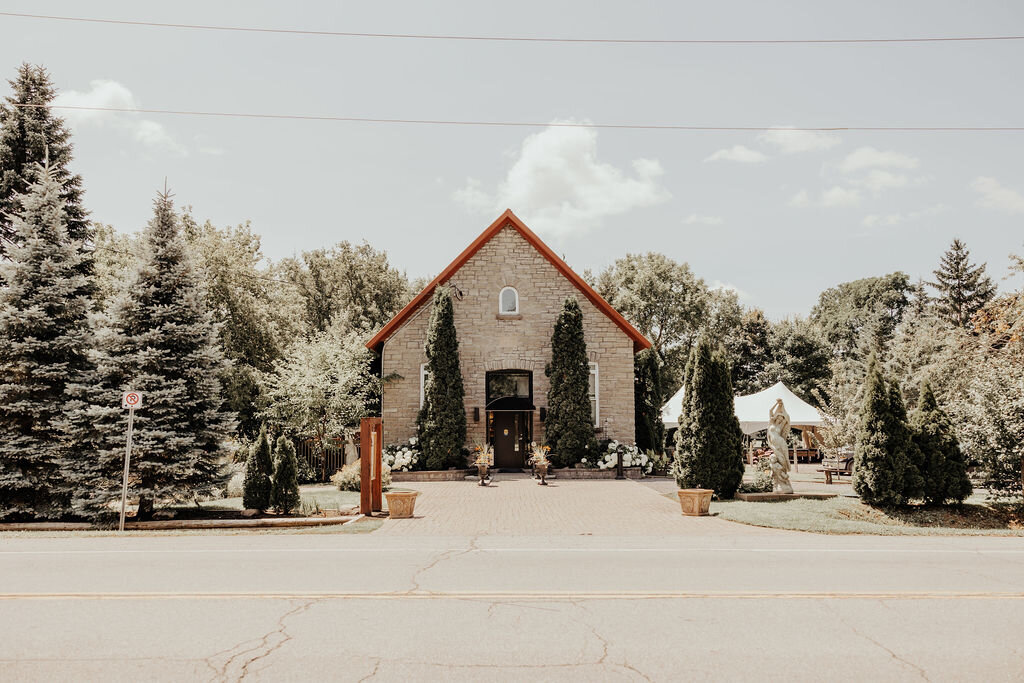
2;11;1022;45
13;104;1024;132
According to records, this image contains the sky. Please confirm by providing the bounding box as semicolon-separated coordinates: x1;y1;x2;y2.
2;0;1023;319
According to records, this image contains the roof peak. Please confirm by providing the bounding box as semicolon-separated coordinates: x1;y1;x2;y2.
367;211;651;353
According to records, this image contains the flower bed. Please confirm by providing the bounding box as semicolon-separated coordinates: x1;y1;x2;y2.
383;437;421;472
595;440;653;474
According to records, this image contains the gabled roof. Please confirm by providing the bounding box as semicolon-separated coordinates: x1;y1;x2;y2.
367;209;652;353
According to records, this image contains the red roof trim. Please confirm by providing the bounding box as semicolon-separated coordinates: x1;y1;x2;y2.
367;209;652;353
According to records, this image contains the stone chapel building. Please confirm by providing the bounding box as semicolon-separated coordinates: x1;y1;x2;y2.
367;210;651;469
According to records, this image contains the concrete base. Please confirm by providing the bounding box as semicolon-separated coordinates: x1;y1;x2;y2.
734;492;838;502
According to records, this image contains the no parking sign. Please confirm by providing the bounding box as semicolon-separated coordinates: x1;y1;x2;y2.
119;391;142;531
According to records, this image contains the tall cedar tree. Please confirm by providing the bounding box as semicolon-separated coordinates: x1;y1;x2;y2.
930;239;996;328
545;297;598;467
0;166;93;520
852;355;921;506
911;381;972;505
634;348;665;453
270;435;301;514
416;287;467;470
0;64;89;263
81;190;235;519
672;337;745;498
243;424;274;512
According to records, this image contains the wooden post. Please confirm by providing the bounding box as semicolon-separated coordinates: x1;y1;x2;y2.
360;417;384;515
371;420;383;513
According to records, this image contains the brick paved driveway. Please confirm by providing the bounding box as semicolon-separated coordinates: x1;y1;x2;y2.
377;474;780;536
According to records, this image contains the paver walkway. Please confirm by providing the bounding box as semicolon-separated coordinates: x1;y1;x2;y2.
377;474;780;536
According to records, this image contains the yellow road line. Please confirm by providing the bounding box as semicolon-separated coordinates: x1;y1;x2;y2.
2;591;1023;601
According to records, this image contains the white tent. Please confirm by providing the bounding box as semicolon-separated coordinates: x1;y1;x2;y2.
732;382;824;435
662;381;824;435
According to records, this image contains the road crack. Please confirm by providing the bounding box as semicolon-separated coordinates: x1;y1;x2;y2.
205;598;317;682
823;599;929;681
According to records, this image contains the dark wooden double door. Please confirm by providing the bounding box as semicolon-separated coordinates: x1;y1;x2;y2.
490;411;532;469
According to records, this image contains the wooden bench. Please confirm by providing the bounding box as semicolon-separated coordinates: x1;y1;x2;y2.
816;468;845;485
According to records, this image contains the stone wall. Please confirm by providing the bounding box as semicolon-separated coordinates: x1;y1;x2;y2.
381;224;637;450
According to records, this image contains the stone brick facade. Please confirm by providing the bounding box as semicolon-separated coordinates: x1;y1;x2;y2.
379;222;641;453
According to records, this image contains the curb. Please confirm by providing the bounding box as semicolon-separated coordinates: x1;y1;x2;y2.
2;515;363;532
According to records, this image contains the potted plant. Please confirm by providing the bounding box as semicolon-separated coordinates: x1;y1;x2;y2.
472;443;493;486
529;443;552;485
384;490;420;518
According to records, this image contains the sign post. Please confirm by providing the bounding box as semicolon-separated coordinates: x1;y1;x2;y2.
119;391;142;532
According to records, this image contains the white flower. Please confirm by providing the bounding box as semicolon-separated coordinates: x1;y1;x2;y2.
581;458;587;463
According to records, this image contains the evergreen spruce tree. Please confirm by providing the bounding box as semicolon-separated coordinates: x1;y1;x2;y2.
544;297;597;467
672;337;745;498
242;424;273;512
270;435;301;514
911;381;972;505
80;189;235;520
416;286;467;470
0;166;93;520
929;239;996;328
634;348;665;453
852;355;917;506
0;63;89;261
888;380;924;501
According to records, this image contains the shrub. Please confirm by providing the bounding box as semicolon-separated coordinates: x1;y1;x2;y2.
672;337;745;498
330;459;392;492
545;297;598;467
741;456;773;494
852;355;922;506
417;287;467;470
270;435;301;514
596;440;652;474
384;438;421;472
242;425;273;512
911;381;972;505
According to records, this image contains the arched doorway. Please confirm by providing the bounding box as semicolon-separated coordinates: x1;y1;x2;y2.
485;370;533;469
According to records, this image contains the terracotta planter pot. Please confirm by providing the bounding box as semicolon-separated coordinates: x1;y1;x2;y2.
385;491;420;519
677;488;713;516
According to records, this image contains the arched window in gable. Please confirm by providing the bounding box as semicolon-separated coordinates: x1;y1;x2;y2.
499;286;519;315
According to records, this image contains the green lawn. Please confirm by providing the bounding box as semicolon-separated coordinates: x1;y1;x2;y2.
195;484;361;514
707;494;1024;536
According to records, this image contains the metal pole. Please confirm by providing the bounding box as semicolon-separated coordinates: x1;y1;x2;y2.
119;407;135;532
616;451;625;479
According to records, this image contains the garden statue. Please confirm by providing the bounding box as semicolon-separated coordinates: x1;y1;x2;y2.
767;398;794;494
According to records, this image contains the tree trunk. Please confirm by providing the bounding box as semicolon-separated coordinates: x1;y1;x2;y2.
136;496;153;521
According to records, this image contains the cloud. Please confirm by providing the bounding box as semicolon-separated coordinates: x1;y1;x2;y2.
861;204;947;227
709;280;750;300
54;79;186;155
682;214;724;225
758;127;841;154
972;176;1024;214
452;123;669;237
788;189;813;208
851;169;919;194
704;145;767;163
820;186;861;207
840;146;919;173
790;186;861;208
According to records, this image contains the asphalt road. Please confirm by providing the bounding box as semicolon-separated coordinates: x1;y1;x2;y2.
2;531;1023;681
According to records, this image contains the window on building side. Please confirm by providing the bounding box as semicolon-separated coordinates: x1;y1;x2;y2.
419;363;431;408
499;286;519;314
589;363;599;426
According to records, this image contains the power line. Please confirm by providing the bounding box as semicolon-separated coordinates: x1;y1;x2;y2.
2;11;1023;45
13;104;1024;132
